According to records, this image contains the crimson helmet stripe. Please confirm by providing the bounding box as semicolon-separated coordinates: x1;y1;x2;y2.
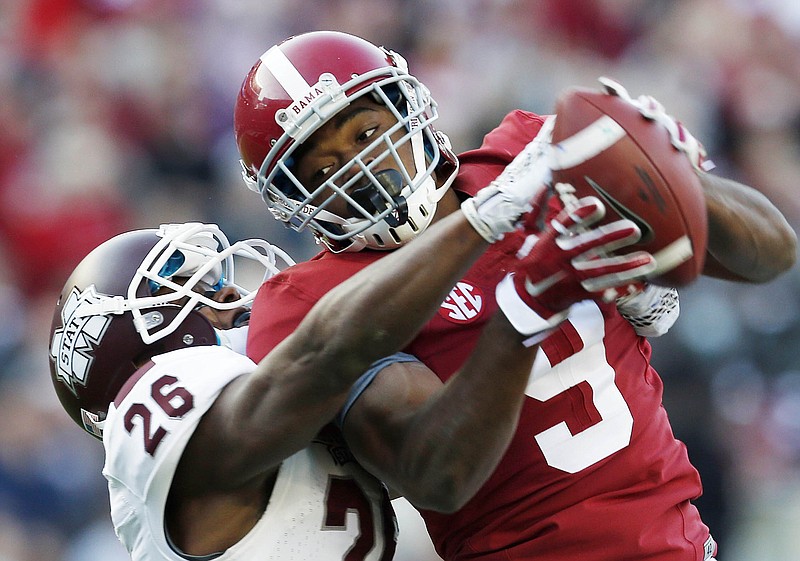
261;46;310;100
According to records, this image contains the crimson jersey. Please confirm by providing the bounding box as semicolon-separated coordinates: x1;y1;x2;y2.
247;110;715;561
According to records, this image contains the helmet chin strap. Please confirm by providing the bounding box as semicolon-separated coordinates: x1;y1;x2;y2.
410;126;447;205
348;169;409;227
339;171;439;253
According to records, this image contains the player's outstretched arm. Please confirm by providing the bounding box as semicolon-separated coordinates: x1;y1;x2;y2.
342;198;655;512
699;172;796;282
166;210;494;550
599;77;796;283
180;211;489;487
179;118;560;492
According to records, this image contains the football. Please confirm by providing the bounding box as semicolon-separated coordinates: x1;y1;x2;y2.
550;82;708;287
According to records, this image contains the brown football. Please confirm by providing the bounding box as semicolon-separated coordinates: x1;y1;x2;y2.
550;85;707;287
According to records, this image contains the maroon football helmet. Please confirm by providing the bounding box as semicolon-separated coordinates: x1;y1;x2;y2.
48;223;293;439
234;30;458;252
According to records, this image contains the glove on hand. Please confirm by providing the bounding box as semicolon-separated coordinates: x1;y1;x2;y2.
616;284;680;338
461;116;555;243
598;77;715;173
496;196;657;345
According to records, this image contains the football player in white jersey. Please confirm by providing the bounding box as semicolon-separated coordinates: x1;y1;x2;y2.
49;221;414;561
48;134;661;559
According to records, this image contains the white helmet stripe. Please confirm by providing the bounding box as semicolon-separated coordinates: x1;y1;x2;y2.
261;46;311;100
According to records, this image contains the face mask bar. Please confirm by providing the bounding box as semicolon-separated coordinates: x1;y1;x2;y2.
75;223;295;344
255;68;445;247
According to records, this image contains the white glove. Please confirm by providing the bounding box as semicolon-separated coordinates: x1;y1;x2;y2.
616;284;680;338
598;77;715;173
496;197;655;345
461;116;555;242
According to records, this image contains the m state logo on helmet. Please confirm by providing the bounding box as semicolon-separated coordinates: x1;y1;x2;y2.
50;285;112;399
47;223;293;439
234;30;459;253
47;229;217;439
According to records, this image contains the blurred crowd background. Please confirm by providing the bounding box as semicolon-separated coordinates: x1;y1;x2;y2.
1;0;799;559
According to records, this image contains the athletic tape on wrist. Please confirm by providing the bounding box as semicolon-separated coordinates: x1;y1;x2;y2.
496;273;566;345
460;199;501;243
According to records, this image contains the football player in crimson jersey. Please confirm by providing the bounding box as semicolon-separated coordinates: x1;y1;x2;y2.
48;187;652;556
235;31;797;561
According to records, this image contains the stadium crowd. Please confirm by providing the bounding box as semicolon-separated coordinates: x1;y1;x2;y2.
1;0;799;559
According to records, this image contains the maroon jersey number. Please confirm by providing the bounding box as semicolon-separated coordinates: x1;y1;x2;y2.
324;476;396;561
123;374;195;456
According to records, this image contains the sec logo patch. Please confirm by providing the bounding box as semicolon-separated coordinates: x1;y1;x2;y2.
439;282;484;324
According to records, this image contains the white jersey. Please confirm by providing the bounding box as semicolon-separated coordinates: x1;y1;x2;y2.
102;345;397;561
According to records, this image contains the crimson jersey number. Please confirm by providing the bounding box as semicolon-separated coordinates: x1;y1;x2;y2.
325;477;396;561
526;303;634;473
122;374;195;455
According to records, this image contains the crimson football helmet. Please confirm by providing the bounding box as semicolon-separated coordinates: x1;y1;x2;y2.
48;222;294;439
234;31;458;252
